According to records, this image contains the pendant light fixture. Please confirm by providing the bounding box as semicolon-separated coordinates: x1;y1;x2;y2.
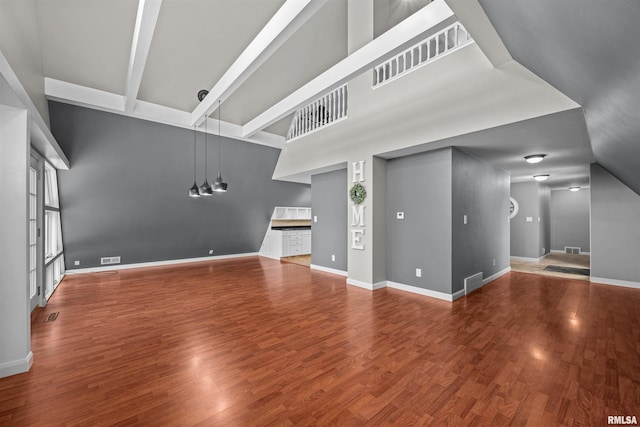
212;99;228;192
199;114;213;196
188;125;200;198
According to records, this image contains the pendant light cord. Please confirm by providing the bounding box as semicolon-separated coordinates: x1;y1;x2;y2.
218;100;222;173
204;115;208;178
193;125;197;181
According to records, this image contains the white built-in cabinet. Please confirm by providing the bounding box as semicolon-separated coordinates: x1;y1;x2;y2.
282;230;312;257
273;207;311;220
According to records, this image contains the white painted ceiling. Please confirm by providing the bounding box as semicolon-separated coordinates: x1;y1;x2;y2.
31;0;635;191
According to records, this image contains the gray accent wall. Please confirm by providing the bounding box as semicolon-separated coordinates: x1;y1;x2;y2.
49;102;310;269
590;163;640;283
451;148;510;294
386;149;453;294
550;188;590;253
510;182;550;259
311;168;348;272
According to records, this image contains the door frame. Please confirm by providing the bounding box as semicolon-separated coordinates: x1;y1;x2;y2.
29;151;44;312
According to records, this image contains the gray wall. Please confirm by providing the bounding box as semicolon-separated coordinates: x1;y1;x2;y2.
311;168;348;272
386;148;452;294
510;181;549;258
50;102;310;269
539;185;551;256
590;163;640;283
451;148;510;294
550;188;590;252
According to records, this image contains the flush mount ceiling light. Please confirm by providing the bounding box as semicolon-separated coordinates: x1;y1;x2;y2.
188;125;200;198
525;154;546;164
569;187;581;192
533;174;550;181
212;100;228;193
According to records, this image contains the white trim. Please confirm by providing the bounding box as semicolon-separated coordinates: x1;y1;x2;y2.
346;278;387;290
242;0;454;137
386;280;465;302
191;0;328;126
0;51;69;169
310;264;348;277
66;253;258;274
0;351;33;379
45;78;286;150
550;249;591;255
482;266;511;285
590;277;640;290
510;255;546;263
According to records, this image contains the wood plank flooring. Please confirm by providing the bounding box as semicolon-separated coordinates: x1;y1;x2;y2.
1;256;639;426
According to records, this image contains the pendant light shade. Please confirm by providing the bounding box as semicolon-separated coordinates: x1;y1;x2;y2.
189;125;200;198
200;114;213;196
213;173;228;192
213;99;228;192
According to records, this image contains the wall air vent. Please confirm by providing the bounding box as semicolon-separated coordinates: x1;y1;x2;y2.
464;272;483;295
100;256;121;265
564;247;580;255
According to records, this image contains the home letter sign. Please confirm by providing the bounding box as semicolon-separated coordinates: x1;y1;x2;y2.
351;160;365;250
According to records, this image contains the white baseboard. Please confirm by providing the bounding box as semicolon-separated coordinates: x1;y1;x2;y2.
310;264;348;277
386;281;464;302
0;351;33;379
346;278;387;290
483;266;511;285
66;252;259;274
590;276;640;290
510;255;545;262
551;250;591;255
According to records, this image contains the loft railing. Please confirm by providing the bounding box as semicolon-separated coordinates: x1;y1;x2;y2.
286;84;348;142
373;22;474;87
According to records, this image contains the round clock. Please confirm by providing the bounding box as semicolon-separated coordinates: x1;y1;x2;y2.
509;197;519;219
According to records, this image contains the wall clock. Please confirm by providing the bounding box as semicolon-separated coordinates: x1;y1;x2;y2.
509;197;519;219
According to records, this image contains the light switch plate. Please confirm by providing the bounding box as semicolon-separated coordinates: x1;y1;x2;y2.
464;215;468;225
416;268;422;277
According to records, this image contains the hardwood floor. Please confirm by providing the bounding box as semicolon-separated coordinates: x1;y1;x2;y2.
1;256;639;426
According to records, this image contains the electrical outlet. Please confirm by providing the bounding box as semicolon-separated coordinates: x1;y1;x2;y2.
416;268;422;277
74;260;80;266
209;250;214;255
331;254;335;262
464;214;468;225
396;212;405;220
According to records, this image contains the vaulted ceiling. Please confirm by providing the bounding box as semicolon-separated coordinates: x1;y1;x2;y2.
8;0;638;194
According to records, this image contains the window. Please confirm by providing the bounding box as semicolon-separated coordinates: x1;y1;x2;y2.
44;161;64;299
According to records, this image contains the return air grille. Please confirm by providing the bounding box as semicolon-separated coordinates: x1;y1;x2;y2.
101;256;121;265
565;247;580;255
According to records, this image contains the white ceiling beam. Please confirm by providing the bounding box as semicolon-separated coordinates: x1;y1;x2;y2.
124;0;163;113
241;0;455;138
0;52;69;169
445;0;511;67
44;78;285;149
190;0;328;126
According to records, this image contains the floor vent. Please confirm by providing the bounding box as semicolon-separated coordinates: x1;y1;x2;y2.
44;312;59;322
565;247;581;255
464;272;483;295
101;256;121;265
